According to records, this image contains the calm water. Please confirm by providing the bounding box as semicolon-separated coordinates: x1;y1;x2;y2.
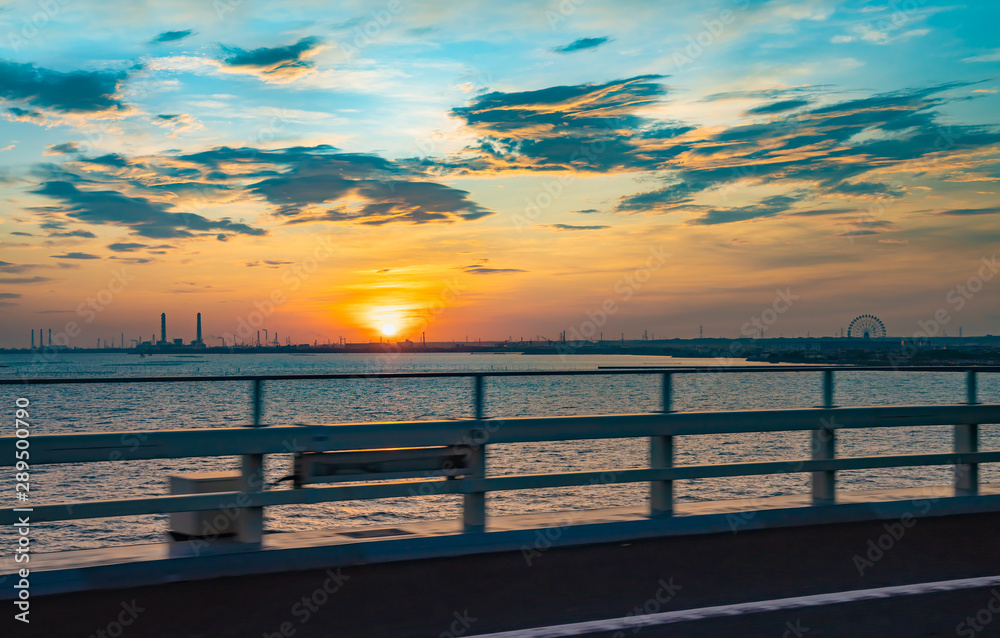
1;352;998;554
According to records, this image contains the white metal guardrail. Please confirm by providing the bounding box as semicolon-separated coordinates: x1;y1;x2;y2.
1;367;998;539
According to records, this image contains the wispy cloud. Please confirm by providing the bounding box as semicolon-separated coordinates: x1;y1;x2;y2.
542;223;611;231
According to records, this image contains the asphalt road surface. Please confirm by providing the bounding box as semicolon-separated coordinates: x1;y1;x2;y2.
14;510;1000;638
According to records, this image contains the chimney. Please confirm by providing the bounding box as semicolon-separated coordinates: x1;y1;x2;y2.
161;313;167;343
49;328;52;346
31;329;34;349
196;313;202;344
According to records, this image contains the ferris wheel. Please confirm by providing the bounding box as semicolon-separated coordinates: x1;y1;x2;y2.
847;314;886;339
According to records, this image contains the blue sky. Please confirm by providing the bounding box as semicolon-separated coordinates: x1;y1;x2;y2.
0;0;998;346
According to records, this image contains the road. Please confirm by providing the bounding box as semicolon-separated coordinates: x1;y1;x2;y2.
16;510;1000;637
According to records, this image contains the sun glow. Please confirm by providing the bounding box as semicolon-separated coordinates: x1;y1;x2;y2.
381;323;397;336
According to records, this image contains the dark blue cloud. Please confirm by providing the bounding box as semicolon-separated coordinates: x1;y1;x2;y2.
220;37;322;77
613;82;1000;221
937;206;1000;216
48;229;97;238
150;30;194;44
689;195;801;226
33;181;266;239
451;75;690;172
51;252;99;259
0;60;129;113
552;37;611;54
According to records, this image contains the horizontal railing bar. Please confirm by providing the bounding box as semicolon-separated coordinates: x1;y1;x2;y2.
8;450;1000;525
3;365;1000;385
3;404;998;466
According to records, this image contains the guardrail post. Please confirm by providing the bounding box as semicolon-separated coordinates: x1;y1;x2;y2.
464;375;487;532
650;372;673;517
239;379;265;543
956;370;979;497
812;370;836;505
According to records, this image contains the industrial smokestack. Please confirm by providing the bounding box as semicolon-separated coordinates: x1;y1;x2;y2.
161;313;167;343
31;329;34;349
49;328;52;346
196;313;202;344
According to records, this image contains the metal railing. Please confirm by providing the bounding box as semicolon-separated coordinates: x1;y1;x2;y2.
1;366;999;539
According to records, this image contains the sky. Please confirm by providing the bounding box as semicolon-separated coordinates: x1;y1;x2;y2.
0;0;998;347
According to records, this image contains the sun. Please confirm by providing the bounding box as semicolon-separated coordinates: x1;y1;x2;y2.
381;323;397;337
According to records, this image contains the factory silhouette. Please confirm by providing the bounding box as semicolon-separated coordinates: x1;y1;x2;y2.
135;313;206;353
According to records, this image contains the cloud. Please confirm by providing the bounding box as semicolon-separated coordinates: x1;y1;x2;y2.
79;153;130;168
180;145;493;225
963;50;1000;63
29;144;492;229
462;265;526;274
108;242;148;252
48;229;97;238
153;113;203;135
45;142;81;155
0;276;52;284
542;223;611;231
51;252;100;259
151;30;194;45
688;195;801;226
219;37;322;81
33;181;267;239
937;206;1000;216
745;99;811;115
571;208;601;214
0;261;33;273
608;82;1000;220
0;293;21;299
551;37;611;54
450;75;692;172
0;59;129;114
835;229;880;237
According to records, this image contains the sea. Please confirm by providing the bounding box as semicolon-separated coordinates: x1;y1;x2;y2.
1;352;998;554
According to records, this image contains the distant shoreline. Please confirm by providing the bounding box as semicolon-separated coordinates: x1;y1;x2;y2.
2;334;999;365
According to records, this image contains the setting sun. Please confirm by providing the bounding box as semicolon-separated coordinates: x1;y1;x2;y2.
381;323;397;337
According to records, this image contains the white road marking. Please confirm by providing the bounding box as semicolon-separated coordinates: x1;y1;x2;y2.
467;574;1000;637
